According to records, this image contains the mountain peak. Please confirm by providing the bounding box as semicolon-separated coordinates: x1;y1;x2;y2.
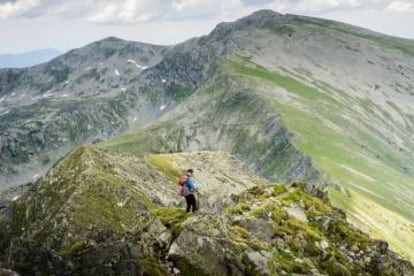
207;9;294;40
99;36;124;42
243;9;283;19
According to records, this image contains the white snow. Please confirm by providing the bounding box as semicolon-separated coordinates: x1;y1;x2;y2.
32;174;39;179
85;66;94;71
114;69;120;76
161;79;167;83
120;87;127;92
160;105;166;111
64;80;70;85
127;59;148;70
11;92;16;96
60;94;69;98
43;91;52;98
12;196;19;201
0;95;5;103
132;117;138;122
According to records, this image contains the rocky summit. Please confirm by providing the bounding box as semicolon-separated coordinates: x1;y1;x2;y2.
0;147;413;275
1;9;414;275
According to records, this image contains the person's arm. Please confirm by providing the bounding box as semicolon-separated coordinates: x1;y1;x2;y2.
187;177;197;192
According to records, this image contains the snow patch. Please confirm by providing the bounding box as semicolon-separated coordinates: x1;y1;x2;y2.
127;59;148;70
64;80;70;85
132;117;138;122
120;87;127;92
60;94;69;98
12;196;19;201
160;105;166;111
32;174;39;179
114;69;120;76
43;91;52;98
161;79;167;83
0;95;5;103
11;92;16;96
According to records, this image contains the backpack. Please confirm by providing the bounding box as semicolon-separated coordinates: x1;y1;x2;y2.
178;174;187;186
178;185;185;197
177;174;188;197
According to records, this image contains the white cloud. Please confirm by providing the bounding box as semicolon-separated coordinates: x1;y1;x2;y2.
0;0;414;53
0;0;41;19
386;0;414;12
85;0;248;24
87;0;162;23
267;0;364;14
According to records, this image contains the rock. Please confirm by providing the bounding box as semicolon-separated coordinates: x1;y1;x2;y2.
283;206;308;223
377;241;389;254
246;251;271;275
320;239;329;250
236;217;275;243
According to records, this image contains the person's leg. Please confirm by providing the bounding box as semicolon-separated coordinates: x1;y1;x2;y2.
189;194;196;213
185;195;191;212
192;194;197;212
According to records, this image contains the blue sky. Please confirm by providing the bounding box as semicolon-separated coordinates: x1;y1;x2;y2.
1;0;414;53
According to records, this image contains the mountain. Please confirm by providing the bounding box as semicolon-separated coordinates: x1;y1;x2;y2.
1;9;414;269
0;148;412;275
0;48;62;68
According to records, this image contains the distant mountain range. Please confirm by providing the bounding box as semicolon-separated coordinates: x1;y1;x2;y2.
0;48;62;68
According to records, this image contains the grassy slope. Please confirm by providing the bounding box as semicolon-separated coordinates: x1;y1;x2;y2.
226;59;414;262
291;16;414;57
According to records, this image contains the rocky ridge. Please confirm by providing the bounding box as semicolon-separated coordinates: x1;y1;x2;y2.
0;147;412;275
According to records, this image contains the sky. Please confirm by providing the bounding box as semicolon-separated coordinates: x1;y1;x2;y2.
0;0;414;54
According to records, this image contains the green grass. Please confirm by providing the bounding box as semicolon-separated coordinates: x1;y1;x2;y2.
147;154;182;182
151;207;190;238
291;16;414;57
226;59;414;263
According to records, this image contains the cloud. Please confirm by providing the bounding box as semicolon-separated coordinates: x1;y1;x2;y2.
0;0;42;19
86;0;247;24
0;0;412;26
386;0;414;12
241;0;274;6
266;0;365;14
87;0;162;23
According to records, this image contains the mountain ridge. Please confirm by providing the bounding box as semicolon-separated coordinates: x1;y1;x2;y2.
1;147;412;275
1;9;414;266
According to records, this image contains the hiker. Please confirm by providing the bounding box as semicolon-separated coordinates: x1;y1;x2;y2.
181;169;197;213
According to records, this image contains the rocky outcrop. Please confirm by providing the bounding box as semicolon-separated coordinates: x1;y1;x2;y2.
168;185;414;275
0;148;412;275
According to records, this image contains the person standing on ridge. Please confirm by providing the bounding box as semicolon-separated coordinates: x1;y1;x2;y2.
183;169;197;213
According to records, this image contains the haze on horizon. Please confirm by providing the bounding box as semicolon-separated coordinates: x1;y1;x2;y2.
0;0;414;54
